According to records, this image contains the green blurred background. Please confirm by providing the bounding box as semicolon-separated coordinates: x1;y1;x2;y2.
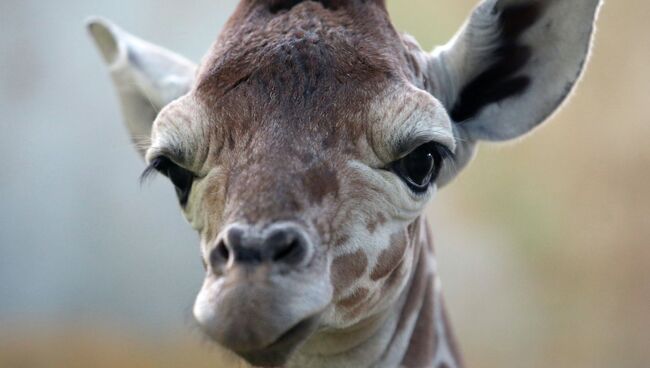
0;1;648;367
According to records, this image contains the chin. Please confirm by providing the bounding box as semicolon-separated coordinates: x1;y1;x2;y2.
219;314;321;367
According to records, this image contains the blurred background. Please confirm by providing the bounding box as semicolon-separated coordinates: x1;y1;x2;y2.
0;0;648;367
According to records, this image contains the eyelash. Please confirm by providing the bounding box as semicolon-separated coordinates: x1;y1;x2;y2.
141;156;197;205
139;143;451;203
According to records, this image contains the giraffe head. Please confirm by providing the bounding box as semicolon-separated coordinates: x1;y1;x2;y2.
88;0;601;365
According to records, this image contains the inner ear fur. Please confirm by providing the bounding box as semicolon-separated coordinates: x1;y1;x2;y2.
426;0;602;142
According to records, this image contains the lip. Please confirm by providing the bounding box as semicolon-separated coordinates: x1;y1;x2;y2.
236;314;321;367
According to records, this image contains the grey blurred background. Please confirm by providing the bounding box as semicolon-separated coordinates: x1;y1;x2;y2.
0;1;648;367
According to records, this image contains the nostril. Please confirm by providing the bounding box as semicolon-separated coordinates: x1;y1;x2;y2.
217;240;230;260
267;228;309;265
272;239;304;263
210;239;231;271
212;223;311;269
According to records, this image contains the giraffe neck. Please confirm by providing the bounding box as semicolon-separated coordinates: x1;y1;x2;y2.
289;217;463;368
396;217;463;368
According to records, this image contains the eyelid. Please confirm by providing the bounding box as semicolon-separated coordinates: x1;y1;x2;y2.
140;155;197;183
145;143;190;167
380;141;453;174
395;140;454;162
140;159;162;183
140;156;170;183
394;130;455;159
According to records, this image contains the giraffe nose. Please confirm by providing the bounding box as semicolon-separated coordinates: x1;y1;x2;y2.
210;223;313;272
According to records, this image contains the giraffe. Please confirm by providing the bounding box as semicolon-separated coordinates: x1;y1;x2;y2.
87;0;602;367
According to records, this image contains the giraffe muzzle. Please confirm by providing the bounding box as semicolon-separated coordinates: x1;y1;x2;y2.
193;222;332;365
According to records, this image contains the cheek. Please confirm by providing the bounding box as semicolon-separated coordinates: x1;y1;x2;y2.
342;161;433;220
329;229;414;323
366;230;413;312
330;250;369;296
369;231;408;281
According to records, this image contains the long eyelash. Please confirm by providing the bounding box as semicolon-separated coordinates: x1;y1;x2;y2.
433;144;455;180
139;157;165;185
436;144;455;162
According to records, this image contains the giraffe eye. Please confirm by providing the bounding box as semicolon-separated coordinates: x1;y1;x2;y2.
392;143;447;193
147;156;196;205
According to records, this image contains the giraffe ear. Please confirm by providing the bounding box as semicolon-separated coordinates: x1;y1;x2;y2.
427;0;602;142
86;17;196;156
422;0;601;187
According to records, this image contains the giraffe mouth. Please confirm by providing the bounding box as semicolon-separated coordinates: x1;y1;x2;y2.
193;265;332;366
236;313;322;366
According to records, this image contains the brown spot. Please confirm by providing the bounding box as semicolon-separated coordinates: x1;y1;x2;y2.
333;233;350;248
370;231;407;280
366;212;387;234
381;256;405;293
303;164;340;204
336;287;369;309
330;250;367;294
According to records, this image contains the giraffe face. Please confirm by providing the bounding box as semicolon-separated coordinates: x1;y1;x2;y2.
149;71;454;368
142;3;454;364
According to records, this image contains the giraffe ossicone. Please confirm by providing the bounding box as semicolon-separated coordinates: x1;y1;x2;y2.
87;0;602;366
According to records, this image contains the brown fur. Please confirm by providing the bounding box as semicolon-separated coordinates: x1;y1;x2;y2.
332;233;350;248
381;255;405;293
302;163;340;204
336;287;369;309
370;230;408;280
330;249;368;294
366;212;387;234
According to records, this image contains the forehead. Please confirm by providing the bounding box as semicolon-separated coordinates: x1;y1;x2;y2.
198;0;403;88
151;1;453;162
193;1;406;132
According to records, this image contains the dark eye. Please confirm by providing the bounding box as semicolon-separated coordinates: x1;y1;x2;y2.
391;143;447;193
148;156;196;205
